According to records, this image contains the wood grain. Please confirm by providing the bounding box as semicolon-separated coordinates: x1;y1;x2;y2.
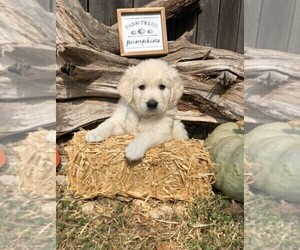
236;0;244;54
110;0;134;25
244;0;262;48
245;47;300;123
56;0;119;54
217;0;242;51
89;0;110;25
197;0;220;48
0;0;56;138
287;0;300;53
256;0;295;51
78;0;88;11
134;0;151;7
0;99;56;138
57;98;117;135
0;44;55;100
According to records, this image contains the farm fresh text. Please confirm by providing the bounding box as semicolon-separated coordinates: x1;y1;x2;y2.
125;20;158;30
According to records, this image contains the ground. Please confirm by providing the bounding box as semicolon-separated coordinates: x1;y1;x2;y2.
56;179;244;249
0;183;56;249
245;192;300;249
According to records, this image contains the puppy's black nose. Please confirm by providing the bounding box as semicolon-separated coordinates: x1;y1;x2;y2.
146;99;158;109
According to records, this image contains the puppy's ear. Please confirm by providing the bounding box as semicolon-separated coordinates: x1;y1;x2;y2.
169;68;184;107
117;74;133;103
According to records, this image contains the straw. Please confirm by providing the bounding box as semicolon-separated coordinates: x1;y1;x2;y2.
65;131;214;201
13;130;55;199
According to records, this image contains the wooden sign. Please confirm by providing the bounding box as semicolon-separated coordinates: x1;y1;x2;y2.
117;7;168;57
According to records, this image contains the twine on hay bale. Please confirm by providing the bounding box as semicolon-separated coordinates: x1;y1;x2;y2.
65;131;215;201
13;130;56;198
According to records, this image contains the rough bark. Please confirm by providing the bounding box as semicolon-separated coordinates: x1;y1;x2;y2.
0;100;56;138
56;0;244;135
245;47;300;123
0;0;55;138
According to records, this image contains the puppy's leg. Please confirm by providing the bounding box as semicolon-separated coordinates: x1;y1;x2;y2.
86;118;114;142
85;117;123;142
85;100;128;142
125;119;173;161
173;120;188;140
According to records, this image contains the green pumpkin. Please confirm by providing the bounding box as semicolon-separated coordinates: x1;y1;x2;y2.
245;122;300;202
205;122;244;202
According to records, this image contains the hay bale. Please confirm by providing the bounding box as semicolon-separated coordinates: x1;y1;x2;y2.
65;131;214;201
13;130;56;198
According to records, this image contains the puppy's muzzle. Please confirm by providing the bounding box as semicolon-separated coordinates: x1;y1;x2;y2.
146;99;158;110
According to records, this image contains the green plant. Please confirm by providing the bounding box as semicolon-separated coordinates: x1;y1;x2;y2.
205;122;244;202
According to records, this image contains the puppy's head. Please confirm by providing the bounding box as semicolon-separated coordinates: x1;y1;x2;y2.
117;59;183;116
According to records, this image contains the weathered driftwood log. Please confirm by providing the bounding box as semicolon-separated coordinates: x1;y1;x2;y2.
245;47;300;123
0;0;55;138
0;100;55;138
56;0;244;136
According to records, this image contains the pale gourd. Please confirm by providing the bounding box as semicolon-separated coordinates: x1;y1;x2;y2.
245;122;300;202
205;122;244;202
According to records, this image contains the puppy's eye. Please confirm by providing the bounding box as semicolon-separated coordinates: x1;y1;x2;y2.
139;85;145;90
159;84;166;90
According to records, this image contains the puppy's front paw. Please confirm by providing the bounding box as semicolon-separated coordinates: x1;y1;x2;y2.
85;129;106;142
125;140;146;161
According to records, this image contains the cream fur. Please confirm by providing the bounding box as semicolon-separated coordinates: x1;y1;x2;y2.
85;59;188;161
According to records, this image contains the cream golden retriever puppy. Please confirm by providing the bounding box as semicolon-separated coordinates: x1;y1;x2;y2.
85;59;188;161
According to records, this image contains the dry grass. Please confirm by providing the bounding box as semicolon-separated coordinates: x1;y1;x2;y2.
245;191;300;249
57;183;244;249
65;131;214;201
0;184;56;249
